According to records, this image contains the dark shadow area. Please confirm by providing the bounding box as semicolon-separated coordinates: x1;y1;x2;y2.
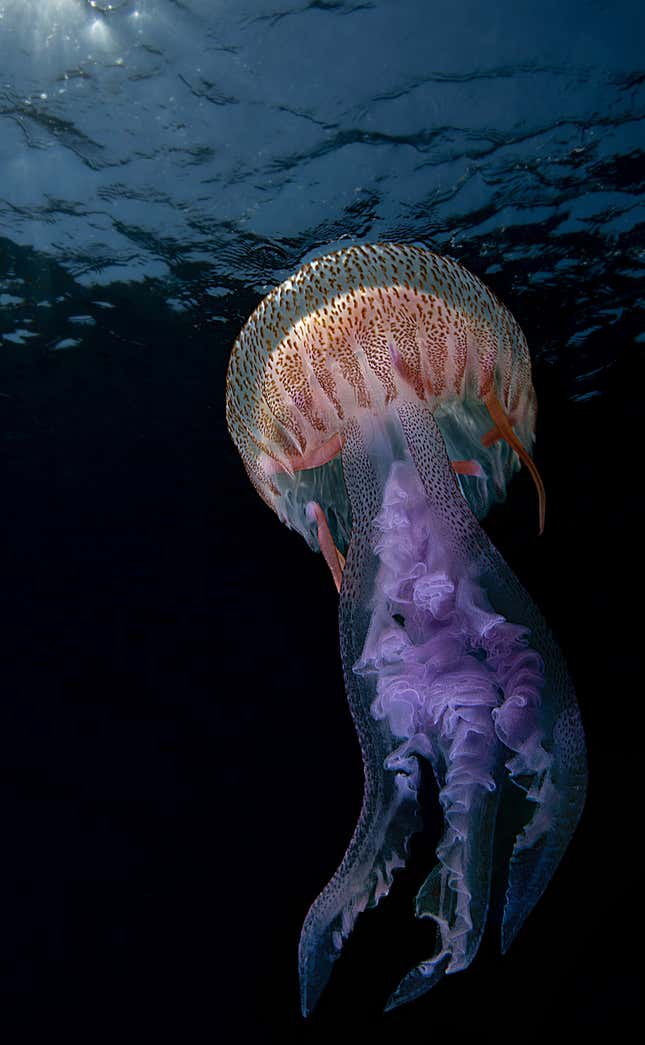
1;235;642;1041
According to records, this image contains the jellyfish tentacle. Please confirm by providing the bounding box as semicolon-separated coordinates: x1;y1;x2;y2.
480;409;520;448
291;431;344;472
497;699;587;952
484;389;546;534
349;429;510;1009
396;398;586;971
452;459;485;477
386;702;506;1010
301;401;586;1013
306;501;344;592
298;419;423;1017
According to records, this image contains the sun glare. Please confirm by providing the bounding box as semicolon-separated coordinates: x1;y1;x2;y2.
0;0;144;50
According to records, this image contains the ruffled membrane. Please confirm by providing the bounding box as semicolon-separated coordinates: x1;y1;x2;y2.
297;405;586;1015
354;459;552;1009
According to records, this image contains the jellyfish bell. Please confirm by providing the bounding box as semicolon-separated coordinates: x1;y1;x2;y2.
226;243;545;568
225;243;585;1015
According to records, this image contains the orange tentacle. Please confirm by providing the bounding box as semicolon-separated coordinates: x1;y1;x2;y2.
484;390;546;535
291;432;343;473
306;501;344;593
452;459;485;478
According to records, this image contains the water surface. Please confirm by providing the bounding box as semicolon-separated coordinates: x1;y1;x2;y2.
1;0;643;1038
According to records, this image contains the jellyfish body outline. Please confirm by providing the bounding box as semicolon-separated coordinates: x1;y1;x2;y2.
225;243;586;1014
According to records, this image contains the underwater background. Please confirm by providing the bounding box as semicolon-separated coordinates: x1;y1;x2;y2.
1;0;643;1038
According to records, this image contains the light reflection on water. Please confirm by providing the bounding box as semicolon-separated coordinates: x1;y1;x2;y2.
0;0;643;387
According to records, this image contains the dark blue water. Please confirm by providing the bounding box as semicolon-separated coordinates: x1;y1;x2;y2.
1;1;643;1038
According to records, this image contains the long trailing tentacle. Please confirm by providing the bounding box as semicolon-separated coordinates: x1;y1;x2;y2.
393;399;586;986
306;500;344;592
298;400;585;1016
298;417;422;1017
348;434;543;1010
484;389;546;535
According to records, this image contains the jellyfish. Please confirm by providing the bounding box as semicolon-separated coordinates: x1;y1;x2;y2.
225;243;586;1014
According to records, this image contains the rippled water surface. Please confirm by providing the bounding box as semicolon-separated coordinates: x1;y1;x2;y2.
1;0;643;1038
2;0;643;364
